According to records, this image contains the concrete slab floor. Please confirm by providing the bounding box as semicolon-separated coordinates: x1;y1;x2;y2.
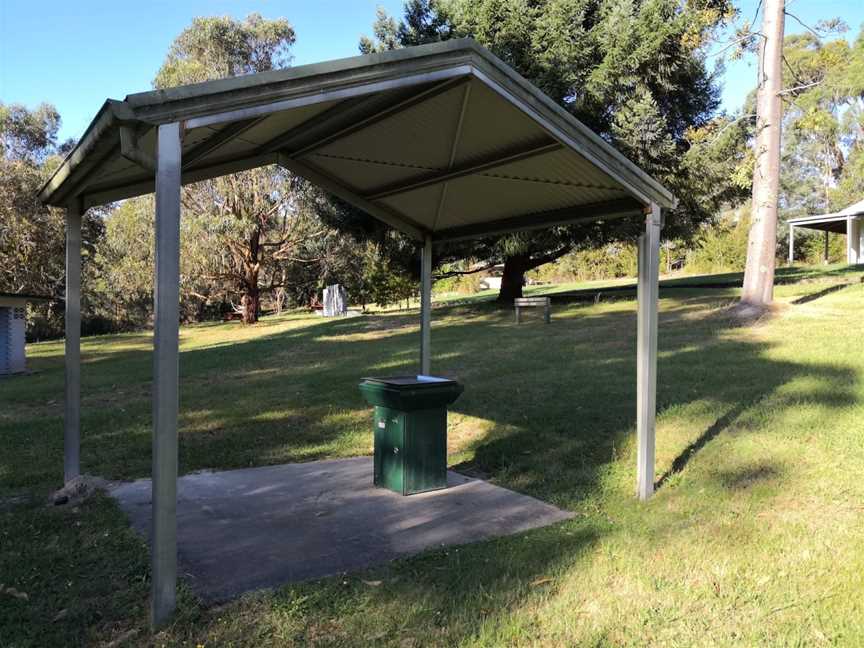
111;457;573;602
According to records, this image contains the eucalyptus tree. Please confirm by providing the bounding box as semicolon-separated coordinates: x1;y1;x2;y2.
153;14;322;324
779;27;864;212
740;0;785;306
0;102;103;335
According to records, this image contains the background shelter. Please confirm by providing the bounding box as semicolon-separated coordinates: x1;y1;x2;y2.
38;39;675;627
0;293;49;375
787;199;864;264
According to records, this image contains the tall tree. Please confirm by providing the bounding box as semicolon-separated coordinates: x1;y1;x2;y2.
741;0;785;306
360;0;742;302
0;102;102;336
154;14;314;324
778;25;863;213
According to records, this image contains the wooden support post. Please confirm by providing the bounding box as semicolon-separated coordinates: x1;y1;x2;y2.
151;121;182;629
420;235;432;375
636;204;661;501
64;205;82;484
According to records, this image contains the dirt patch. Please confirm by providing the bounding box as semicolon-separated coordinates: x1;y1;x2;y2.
723;301;784;326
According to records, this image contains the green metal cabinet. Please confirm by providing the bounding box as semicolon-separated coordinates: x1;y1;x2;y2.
359;376;463;495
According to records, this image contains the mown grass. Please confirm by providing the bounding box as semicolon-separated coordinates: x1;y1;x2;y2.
1;265;863;646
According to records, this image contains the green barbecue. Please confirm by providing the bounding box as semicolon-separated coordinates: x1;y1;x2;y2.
359;376;463;495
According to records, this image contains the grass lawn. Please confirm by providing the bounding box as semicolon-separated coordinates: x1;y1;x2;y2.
2;265;864;646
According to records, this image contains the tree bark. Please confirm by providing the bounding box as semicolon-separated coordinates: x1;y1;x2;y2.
497;255;529;303
241;284;259;324
241;228;261;324
741;0;785;306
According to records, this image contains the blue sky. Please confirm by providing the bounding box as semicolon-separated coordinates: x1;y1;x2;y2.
1;0;862;143
719;0;863;113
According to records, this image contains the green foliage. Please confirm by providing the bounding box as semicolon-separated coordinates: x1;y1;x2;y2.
779;27;864;218
361;243;419;308
93;196;242;327
441;0;741;238
0;102;61;163
92;199;154;328
153;14;295;88
798;231;846;266
685;208;750;274
359;0;747;301
529;244;638;283
830;146;864;210
434;260;487;294
360;0;453;53
0;102;106;339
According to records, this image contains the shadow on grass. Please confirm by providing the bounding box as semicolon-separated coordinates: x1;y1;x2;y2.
654;401;753;491
791;282;857;305
714;462;784;490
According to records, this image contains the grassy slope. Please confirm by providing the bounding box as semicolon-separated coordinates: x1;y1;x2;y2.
435;263;863;305
2;266;863;646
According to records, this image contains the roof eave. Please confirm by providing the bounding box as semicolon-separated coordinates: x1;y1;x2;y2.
39;100;126;207
789;212;862;225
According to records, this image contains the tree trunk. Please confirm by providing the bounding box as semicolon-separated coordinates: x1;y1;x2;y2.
497;255;528;303
241;280;260;325
241;229;261;324
274;287;286;315
741;0;785;306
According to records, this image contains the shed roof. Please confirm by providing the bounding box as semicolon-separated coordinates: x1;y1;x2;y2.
787;199;864;232
39;39;675;241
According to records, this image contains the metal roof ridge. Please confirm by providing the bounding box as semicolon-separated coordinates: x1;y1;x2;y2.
123;38;480;107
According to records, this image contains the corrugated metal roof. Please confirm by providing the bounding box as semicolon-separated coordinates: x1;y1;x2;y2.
39;39;675;241
788;199;864;228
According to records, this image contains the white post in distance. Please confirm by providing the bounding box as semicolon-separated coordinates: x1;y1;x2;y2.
848;217;861;265
151;121;182;628
64;205;82;484
636;204;661;501
420;234;432;375
787;224;794;264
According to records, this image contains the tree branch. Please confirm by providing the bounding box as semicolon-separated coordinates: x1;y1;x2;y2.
783;10;827;38
688;114;757;148
529;244;573;268
778;80;823;95
433;262;498;280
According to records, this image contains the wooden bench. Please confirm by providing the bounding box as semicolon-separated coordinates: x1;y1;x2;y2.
514;297;551;324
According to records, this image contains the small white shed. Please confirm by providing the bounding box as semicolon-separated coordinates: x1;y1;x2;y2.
0;293;46;375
